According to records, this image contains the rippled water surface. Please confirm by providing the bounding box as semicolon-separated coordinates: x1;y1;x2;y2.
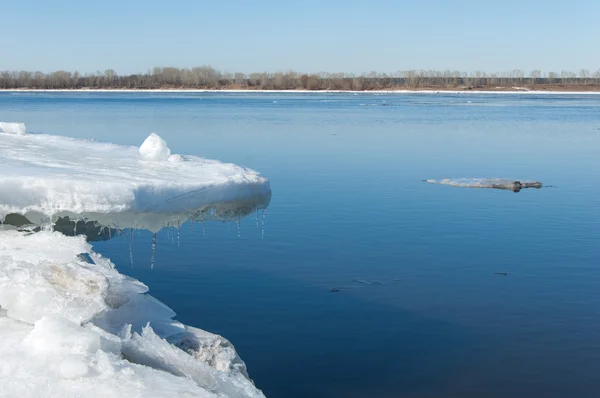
2;91;600;397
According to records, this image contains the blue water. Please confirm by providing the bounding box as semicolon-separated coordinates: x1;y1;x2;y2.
2;91;600;397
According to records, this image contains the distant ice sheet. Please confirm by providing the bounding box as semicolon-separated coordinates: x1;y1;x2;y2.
0;125;271;231
424;178;543;191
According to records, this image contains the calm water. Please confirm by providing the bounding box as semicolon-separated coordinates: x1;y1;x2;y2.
2;91;600;398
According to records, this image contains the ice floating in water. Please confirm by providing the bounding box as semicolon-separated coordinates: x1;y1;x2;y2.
0;121;27;135
0;124;271;231
424;178;543;192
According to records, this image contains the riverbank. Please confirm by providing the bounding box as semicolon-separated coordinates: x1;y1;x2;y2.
3;86;600;95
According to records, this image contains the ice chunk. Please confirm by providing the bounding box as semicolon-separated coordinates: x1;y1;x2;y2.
24;316;121;358
0;231;110;324
0;316;217;397
424;178;543;192
0;122;27;135
0;125;271;231
139;133;171;161
167;325;250;378
0;230;266;397
122;324;265;397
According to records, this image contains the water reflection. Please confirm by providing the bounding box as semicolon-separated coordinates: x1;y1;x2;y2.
1;190;271;243
1;213;118;241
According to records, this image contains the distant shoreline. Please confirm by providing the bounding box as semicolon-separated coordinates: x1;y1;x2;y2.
3;87;600;95
4;66;599;94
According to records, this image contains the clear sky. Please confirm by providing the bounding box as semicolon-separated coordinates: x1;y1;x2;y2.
3;0;599;75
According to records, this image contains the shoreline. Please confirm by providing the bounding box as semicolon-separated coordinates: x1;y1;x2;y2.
2;88;600;95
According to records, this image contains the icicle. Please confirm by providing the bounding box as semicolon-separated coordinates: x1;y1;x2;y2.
177;221;181;247
190;218;195;231
166;224;170;241
255;207;259;228
261;209;266;240
151;233;157;270
129;228;134;267
199;213;206;235
171;226;175;244
73;220;77;236
108;226;112;240
237;218;241;239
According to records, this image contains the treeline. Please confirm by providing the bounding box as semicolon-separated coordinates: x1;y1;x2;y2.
1;66;600;90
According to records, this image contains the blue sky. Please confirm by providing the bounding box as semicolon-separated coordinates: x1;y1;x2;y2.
3;0;599;75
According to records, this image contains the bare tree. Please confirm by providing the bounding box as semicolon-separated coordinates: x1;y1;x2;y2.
0;66;598;91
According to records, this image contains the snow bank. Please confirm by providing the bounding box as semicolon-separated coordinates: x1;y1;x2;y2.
424;177;543;191
0;230;265;398
0;125;271;231
0;122;27;135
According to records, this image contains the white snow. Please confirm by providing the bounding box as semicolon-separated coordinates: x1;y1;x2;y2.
139;133;172;161
0;123;269;397
0;122;27;135
168;153;185;162
0;126;271;231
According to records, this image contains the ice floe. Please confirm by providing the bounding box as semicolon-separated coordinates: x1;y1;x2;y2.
0;128;271;232
424;178;543;192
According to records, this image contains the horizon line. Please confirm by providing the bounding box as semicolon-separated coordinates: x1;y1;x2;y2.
2;66;600;79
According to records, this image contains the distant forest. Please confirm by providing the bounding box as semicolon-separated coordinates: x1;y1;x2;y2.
2;67;600;90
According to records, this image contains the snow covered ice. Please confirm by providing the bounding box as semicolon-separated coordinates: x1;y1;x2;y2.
0;123;269;397
0;122;27;135
0;129;271;231
0;231;265;397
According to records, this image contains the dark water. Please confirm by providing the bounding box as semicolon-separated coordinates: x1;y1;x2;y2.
2;91;600;397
